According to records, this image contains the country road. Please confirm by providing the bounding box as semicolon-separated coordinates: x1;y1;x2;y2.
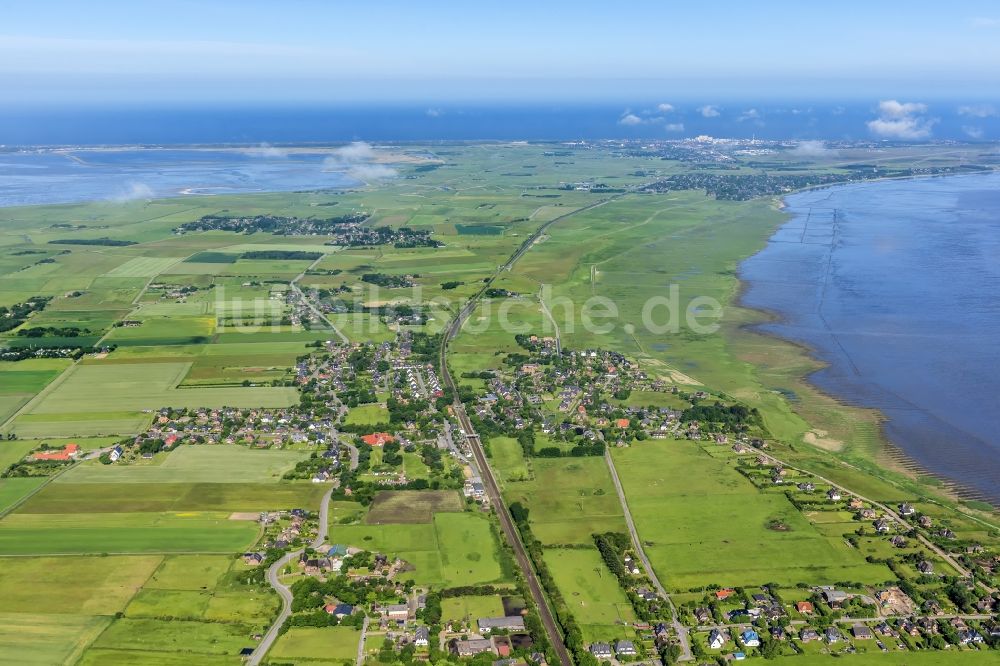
292;256;348;343
605;450;692;662
249;486;334;666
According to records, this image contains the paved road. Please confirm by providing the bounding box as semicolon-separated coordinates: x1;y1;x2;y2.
538;289;562;355
356;615;370;666
292;256;348;343
249;486;334;666
605;450;692;662
344;442;360;472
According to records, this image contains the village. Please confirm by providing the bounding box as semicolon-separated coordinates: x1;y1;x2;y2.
6;324;1000;665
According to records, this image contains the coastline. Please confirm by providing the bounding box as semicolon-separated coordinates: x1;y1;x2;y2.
730;178;1000;511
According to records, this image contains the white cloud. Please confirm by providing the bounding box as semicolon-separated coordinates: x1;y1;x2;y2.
243;143;287;158
619;112;644;126
664;123;684;132
321;142;397;182
656;102;674;113
958;104;997;118
698;105;720;118
737;108;760;122
331;141;376;162
876;100;927;118
867;100;936;139
790;140;837;157
963;125;985;139
347;164;398;181
109;182;154;202
425;108;442;117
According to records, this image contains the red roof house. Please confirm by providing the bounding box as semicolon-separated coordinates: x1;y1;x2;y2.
31;443;80;461
361;433;395;447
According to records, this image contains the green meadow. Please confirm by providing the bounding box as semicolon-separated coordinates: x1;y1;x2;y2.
612;440;894;590
56;445;308;484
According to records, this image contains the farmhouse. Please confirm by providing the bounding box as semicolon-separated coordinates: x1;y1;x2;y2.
477;616;526;634
822;589;849;608
31;443;80;461
455;639;494;657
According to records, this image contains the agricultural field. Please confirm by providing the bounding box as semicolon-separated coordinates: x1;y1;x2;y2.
332;494;507;588
0;511;259;554
268;626;361;665
543;548;636;642
56;445;308;484
612;440;895;590
504;456;626;545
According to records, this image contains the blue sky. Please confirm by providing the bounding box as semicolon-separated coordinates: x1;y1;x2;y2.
2;1;1000;104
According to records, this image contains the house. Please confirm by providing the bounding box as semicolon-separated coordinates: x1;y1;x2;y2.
589;643;613;659
825;627;841;643
890;535;908;548
32;443;81;461
361;432;395;447
708;629;727;649
822;589;849;608
826;488;842;502
414;626;430;647
477;616;526;634
795;601;814;615
694;607;712;624
799;629;820;642
109;445;124;462
242;552;264;566
899;502;916;516
919;515;933;528
324;603;353;618
917;560;934;574
384;603;409;621
740;630;760;648
852;624;874;640
614;640;637;657
874;519;890;533
455;639;495;657
715;588;735;601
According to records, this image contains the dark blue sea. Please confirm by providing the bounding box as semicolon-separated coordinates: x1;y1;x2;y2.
740;172;1000;503
1;101;998;145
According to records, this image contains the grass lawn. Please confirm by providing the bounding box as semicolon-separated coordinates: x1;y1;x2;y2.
504;456;625;545
56;445;308;484
441;594;505;625
364;490;464;524
269;626;361;664
90;616;254;656
0;555;162;614
0;477;47;514
26;362;298;423
0;612;112;666
488;436;531;483
434;512;505;587
0;511;258;555
144;555;234;590
334;511;505;587
543;547;636;642
19;480;327;513
343;403;390;426
612;441;894;590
